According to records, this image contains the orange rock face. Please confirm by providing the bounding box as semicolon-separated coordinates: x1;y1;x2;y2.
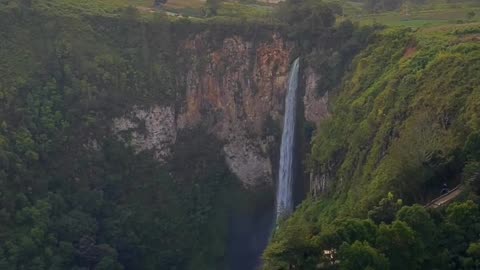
178;34;292;135
177;33;293;186
177;33;331;186
113;32;329;187
112;31;328;188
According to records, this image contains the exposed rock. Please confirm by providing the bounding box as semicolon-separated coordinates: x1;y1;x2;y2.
84;138;100;151
178;34;291;134
112;105;176;162
223;134;272;186
177;33;293;187
303;67;333;196
108;34;327;188
304;67;330;126
310;172;329;197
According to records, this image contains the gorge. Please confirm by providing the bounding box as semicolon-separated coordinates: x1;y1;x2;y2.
1;1;480;270
0;6;332;269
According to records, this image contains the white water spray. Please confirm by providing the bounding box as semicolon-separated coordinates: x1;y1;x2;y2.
276;58;300;222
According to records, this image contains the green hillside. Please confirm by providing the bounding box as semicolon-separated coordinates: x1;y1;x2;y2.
264;21;480;270
1;0;480;269
0;3;257;269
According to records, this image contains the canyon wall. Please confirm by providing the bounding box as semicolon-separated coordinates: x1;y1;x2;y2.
111;33;329;187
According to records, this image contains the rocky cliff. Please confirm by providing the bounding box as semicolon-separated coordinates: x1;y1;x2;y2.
0;9;338;270
111;32;329;187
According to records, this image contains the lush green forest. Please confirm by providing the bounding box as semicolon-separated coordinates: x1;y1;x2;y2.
0;2;261;269
0;1;372;268
264;10;480;270
2;0;333;268
265;197;480;269
1;0;480;269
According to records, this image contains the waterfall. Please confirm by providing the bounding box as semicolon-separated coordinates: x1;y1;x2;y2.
276;58;300;222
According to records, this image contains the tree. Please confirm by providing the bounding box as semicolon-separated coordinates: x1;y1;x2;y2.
376;221;422;270
119;6;140;21
205;0;220;17
466;242;480;269
388;112;451;200
396;205;435;245
464;161;480;194
339;241;390;270
334;218;378;244
446;201;480;242
464;132;480;161
368;192;403;224
467;11;476;20
276;0;335;41
263;222;320;269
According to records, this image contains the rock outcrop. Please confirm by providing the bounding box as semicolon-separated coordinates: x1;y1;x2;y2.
110;33;329;187
304;67;330;126
175;33;292;187
112;106;177;162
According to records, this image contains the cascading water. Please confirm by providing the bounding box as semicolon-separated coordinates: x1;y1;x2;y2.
276;58;300;222
227;58;300;270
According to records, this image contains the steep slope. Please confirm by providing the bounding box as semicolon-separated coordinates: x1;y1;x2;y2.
0;3;342;269
0;1;427;269
264;23;480;269
0;6;298;269
309;24;480;218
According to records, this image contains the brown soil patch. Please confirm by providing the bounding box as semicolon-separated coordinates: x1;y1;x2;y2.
403;46;417;59
459;34;480;42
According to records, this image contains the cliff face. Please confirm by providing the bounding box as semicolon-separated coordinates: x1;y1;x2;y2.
178;33;292;187
0;11;337;270
303;67;329;126
112;32;328;187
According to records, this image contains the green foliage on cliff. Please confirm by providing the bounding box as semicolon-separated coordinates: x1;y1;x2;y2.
276;0;336;40
265;23;480;269
310;23;480;219
2;0;152;17
0;3;265;269
264;198;480;269
275;0;380;95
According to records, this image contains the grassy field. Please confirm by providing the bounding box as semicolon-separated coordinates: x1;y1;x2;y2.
25;0;273;20
345;1;480;27
161;0;479;25
5;0;478;27
31;0;153;16
161;0;273;18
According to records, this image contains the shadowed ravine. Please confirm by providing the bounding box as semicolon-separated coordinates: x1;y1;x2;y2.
226;194;275;270
226;58;301;270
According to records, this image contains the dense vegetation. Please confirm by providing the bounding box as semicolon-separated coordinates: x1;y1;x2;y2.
276;0;379;92
2;0;480;269
310;24;480;217
264;196;480;269
264;16;480;270
0;0;380;268
0;2;265;269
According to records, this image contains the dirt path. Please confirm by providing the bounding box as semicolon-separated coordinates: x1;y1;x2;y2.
426;185;463;208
